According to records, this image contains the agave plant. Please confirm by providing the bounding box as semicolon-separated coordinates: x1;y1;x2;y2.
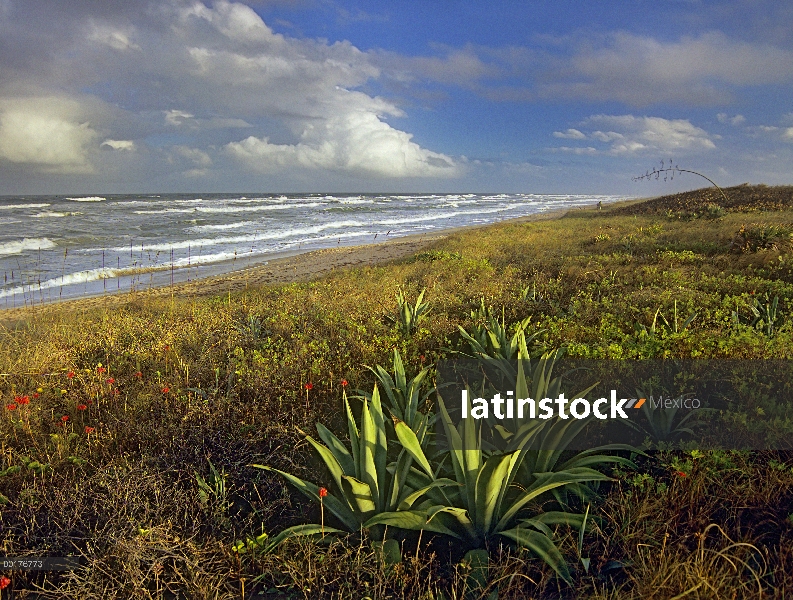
749;293;783;336
387;287;430;336
356;349;434;435
367;394;608;585
458;298;544;361
253;387;452;542
636;300;698;338
626;388;714;445
450;348;638;502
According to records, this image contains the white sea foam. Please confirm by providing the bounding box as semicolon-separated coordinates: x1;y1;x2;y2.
133;201;324;215
0;203;51;210
86;220;369;254
0;266;123;299
66;196;106;202
0;238;57;257
33;211;70;218
187;221;258;232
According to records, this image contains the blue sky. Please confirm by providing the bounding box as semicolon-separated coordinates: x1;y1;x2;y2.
0;0;791;194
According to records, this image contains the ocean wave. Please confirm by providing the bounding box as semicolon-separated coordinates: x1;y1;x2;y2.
0;203;51;210
0;266;123;299
133;201;324;215
85;220;370;254
66;196;106;202
187;221;259;232
33;211;71;218
0;237;57;257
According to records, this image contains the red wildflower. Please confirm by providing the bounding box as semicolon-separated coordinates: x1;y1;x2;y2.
420;354;426;363
67;371;75;379
85;426;95;434
112;388;120;395
6;403;17;411
162;386;170;394
340;379;348;387
163;344;170;351
97;367;106;374
304;383;313;390
318;487;328;498
16;395;30;405
677;471;687;478
76;404;87;411
106;378;115;384
134;371;142;378
0;575;10;589
61;415;69;422
32;392;39;399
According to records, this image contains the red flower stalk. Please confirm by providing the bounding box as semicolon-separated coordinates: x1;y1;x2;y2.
61;415;69;422
97;367;106;374
318;487;328;537
85;426;95;434
340;379;348;387
162;386;170;394
6;403;17;411
0;575;10;589
304;383;313;390
67;371;75;379
16;395;30;405
76;404;87;411
106;378;115;384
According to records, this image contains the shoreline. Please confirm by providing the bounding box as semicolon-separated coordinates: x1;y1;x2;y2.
0;201;633;319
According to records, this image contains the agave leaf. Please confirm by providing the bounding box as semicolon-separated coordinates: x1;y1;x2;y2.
341;475;377;516
393;349;407;401
254;466;360;531
235;524;346;555
316;423;355;476
388;449;414;510
395;420;434;479
344;394;360;471
427;505;478;541
358;398;380;510
495;469;611;532
304;435;346;494
397;478;459;511
498;526;572;585
525;510;590;530
474;452;514;534
364;510;462;538
370;386;389;502
436;393;466;484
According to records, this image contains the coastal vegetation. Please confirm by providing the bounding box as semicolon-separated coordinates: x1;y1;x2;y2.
1;184;792;598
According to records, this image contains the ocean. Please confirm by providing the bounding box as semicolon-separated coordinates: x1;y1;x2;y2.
0;192;623;306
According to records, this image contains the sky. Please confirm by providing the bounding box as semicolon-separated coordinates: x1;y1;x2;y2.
0;0;792;195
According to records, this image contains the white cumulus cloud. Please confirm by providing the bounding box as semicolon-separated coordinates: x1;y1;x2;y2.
552;128;586;140
101;139;136;151
0;97;97;173
578;115;716;155
226;93;458;177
